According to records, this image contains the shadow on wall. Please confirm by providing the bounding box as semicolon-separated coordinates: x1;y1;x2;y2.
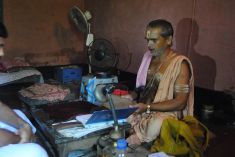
175;18;216;90
111;37;132;72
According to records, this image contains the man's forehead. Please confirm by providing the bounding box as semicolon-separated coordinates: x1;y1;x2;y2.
146;30;159;39
146;27;163;38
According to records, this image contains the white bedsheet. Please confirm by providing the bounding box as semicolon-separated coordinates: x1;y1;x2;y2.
0;69;44;85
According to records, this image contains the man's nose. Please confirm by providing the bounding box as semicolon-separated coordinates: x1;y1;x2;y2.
148;41;155;49
0;48;4;56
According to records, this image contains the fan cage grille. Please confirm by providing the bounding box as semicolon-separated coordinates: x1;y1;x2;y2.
87;39;118;72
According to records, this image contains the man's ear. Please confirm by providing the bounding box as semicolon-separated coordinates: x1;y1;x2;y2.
167;36;173;46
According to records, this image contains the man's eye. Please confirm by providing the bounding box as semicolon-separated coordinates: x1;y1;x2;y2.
152;39;157;43
146;39;157;43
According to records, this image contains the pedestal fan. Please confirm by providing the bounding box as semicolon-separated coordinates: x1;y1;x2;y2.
69;6;94;73
87;38;119;75
69;6;123;140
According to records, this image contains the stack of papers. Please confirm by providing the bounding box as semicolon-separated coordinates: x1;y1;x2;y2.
57;124;112;139
57;107;137;139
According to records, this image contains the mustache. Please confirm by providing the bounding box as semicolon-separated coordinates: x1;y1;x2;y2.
150;48;165;57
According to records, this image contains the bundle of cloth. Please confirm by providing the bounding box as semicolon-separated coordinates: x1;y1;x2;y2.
150;116;209;157
19;83;70;102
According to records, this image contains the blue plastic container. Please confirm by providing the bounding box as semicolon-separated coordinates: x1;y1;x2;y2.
55;66;82;83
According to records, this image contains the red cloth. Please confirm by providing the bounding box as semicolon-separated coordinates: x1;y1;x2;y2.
113;89;129;96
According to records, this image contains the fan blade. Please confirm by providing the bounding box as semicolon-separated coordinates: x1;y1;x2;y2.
69;6;88;33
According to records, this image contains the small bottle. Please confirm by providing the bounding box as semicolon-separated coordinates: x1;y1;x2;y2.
116;138;127;157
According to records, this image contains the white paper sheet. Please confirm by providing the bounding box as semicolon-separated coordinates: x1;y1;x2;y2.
58;124;111;139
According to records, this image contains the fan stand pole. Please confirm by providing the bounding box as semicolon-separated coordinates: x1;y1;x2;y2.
88;55;92;74
106;92;125;140
86;23;93;74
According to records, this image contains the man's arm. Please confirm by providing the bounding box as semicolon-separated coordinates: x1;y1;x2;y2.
0;129;20;147
0;101;32;143
134;61;191;113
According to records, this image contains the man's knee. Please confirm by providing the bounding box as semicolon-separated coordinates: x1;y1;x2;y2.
27;143;48;157
0;143;48;157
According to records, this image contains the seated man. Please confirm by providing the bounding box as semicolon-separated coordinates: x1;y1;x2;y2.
125;19;194;145
0;101;48;157
0;22;48;157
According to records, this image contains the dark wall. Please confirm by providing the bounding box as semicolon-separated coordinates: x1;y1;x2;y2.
85;0;235;91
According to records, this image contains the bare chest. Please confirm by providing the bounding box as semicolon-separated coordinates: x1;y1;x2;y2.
147;59;168;82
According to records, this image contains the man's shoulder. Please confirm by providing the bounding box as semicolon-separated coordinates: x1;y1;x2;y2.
170;49;189;59
170;51;191;63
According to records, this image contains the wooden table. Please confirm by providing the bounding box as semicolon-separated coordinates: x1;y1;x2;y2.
23;100;110;157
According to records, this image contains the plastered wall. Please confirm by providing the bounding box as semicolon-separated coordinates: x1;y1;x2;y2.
85;0;235;91
4;0;86;66
3;0;235;91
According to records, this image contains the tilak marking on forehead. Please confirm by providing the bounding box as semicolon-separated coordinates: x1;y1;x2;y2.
146;30;158;39
146;30;151;38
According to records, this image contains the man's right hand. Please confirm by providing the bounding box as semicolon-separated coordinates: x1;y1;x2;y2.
130;103;148;113
121;94;133;101
16;123;33;143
